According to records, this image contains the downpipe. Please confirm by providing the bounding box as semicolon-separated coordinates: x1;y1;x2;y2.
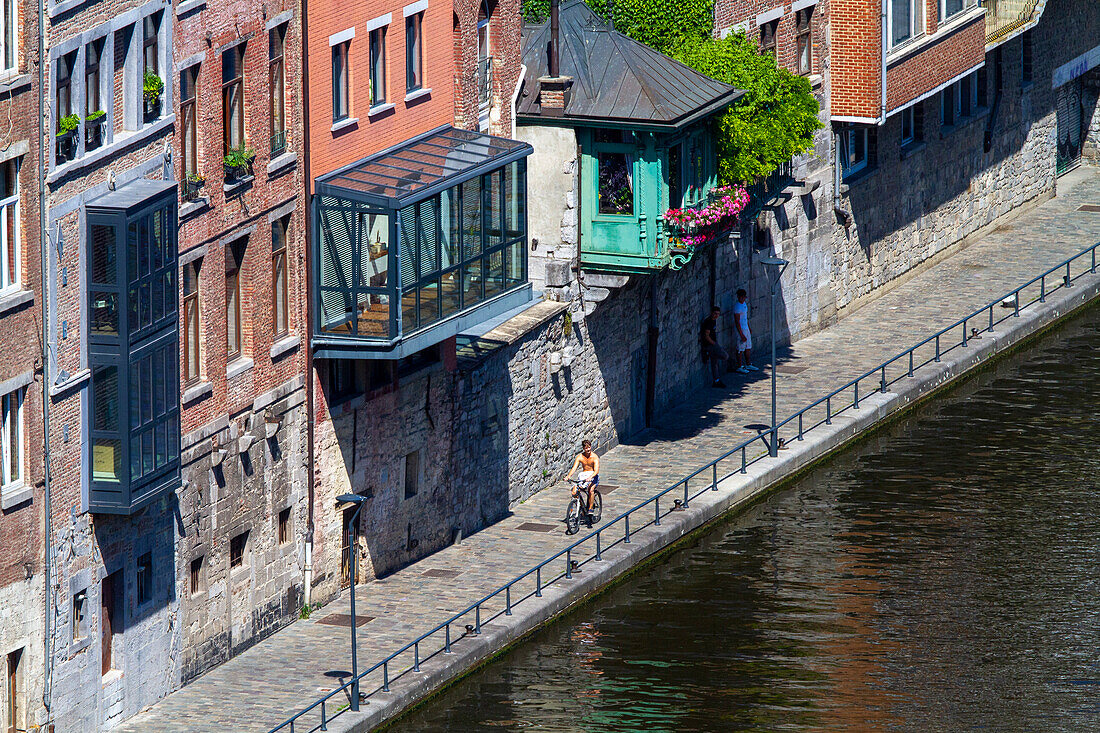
39;0;54;715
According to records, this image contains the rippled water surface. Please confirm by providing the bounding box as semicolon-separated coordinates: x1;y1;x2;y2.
391;306;1100;733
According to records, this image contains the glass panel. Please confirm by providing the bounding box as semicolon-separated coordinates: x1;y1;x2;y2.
485;249;504;297
155;422;167;469
154;349;166;417
127;222;138;284
506;241;525;288
418;278;440;328
417;198;440;278
461;177;481;260
441;187;461;269
360;212;390;288
399;205;417;288
357;291;390;337
91;292;118;335
485;172;502;247
93;439;122;482
92;366;119;432
463;258;483;308
503;162;525;239
598;152;634;215
131;435;142;480
7;394;17;484
129;362;140;428
667;144;683;209
167;416;179;462
891;0;912;46
91;224;116;285
441;268;461;317
401;289;417;332
142;430;153;475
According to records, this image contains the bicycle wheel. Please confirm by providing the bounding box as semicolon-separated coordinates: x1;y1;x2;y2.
589;490;602;525
565;496;582;535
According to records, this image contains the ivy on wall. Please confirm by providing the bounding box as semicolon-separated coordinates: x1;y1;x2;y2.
521;0;821;186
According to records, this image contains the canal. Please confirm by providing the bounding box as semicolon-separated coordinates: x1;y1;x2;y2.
390;304;1100;732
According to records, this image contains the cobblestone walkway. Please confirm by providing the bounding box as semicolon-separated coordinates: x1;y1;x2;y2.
117;168;1100;732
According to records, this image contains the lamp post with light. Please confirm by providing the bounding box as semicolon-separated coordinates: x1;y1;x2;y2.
759;256;789;457
336;492;368;710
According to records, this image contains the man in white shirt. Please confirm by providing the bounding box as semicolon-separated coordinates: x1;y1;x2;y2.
732;289;759;374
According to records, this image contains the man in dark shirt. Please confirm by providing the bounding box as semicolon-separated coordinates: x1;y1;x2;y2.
700;305;728;388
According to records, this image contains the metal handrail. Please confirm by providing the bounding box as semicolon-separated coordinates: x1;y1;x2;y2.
269;240;1100;732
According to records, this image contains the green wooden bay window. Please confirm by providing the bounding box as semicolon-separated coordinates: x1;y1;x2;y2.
85;179;181;514
313;126;532;359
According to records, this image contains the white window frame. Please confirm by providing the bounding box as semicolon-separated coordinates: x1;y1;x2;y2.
0;158;19;292
0;0;18;75
887;0;922;50
939;0;977;23
841;126;869;178
1;387;23;490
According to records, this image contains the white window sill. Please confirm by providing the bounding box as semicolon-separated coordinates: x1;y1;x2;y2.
49;115;176;183
368;103;396;117
183;380;213;405
176;0;205;15
267;152;297;175
1;480;31;510
0;288;33;316
0;73;30;95
331;117;358;133
404;87;432;103
227;357;254;381
270;334;300;360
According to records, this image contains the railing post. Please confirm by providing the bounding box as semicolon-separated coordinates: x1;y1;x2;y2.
321;701;328;730
383;661;390;692
475;605;481;634
962;318;968;347
445;623;452;653
798;412;804;440
988;305;994;332
740;446;747;473
826;396;832;425
880;365;887;393
535;567;542;598
1014;291;1020;317
908;350;914;377
505;586;512;616
853;381;859;410
595;532;602;561
934;334;941;362
684;480;690;508
712;463;718;491
414;642;421;671
1092;246;1096;274
1066;261;1072;287
655;499;661;526
625;514;631;543
566;550;572;579
1040;274;1046;302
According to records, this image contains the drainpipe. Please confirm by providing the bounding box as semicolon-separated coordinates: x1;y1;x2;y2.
300;0;315;610
549;0;560;77
880;0;887;125
510;64;526;139
39;0;54;714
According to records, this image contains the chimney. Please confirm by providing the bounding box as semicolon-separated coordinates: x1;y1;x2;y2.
538;0;572;117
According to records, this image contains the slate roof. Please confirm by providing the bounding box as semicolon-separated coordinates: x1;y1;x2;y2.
518;0;744;129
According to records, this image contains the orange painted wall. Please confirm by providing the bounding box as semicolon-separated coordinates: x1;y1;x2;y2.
306;0;456;188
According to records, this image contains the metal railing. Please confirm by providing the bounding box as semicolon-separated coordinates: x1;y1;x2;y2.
271;129;288;158
269;240;1100;733
478;56;494;109
985;0;1040;45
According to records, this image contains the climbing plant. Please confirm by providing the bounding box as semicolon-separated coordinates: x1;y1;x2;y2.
522;0;712;52
671;32;821;185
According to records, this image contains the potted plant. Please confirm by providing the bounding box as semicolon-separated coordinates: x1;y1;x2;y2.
223;144;255;183
56;113;80;162
84;109;106;150
183;172;206;202
143;70;164;122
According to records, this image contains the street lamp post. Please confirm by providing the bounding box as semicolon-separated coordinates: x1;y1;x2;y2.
759;257;788;457
337;493;368;711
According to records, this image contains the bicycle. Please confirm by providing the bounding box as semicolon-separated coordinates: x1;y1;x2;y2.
565;477;602;535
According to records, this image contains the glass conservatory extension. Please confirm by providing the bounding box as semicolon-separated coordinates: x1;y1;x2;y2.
312;126;533;359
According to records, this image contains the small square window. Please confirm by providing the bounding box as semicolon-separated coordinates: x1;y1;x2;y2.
404;450;419;499
230;531;248;568
72;590;88;641
278;507;291;545
136;552;152;604
190;556;204;595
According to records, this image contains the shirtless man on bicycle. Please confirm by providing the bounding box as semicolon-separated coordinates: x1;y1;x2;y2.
564;440;600;516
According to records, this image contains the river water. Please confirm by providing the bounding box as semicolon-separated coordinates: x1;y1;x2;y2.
391;305;1100;733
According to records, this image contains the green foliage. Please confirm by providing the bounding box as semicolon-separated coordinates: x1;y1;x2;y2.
299;603;314;619
223;144;256;170
523;0;549;23
671;33;821;184
85;109;106;122
586;0;712;53
57;114;79;135
143;70;164;101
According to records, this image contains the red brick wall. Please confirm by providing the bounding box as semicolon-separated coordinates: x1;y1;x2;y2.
831;0;882;119
714;0;828;81
885;14;985;112
305;0;456;187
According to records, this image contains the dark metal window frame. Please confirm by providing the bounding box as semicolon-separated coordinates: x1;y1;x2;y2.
180;65;199;178
331;41;349;122
370;26;387;105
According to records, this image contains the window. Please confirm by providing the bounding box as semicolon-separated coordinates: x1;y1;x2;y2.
597;151;634;215
180;66;199;179
331;41;349;121
272;218;289;337
278;507;291;544
222;45;245;153
226;240;244;361
760;20;778;56
977;66;988;108
901;102;924;146
56;51;75;122
1021;31;1033;85
143;14;160;76
404;451;419;499
1;388;21;490
0;159;18;291
889;0;922;49
369;26;386;105
101;572;119;676
6;649;21;733
940;0;976;22
0;0;16;73
840;125;871;178
960;73;973;117
86;40;103;118
406;12;423;92
270;24;287;156
183;261;200;384
477;16;492;113
190;556;204;595
72;590;88;641
136;552;152;604
230;530;248;568
941;84;956;126
795;9;813;75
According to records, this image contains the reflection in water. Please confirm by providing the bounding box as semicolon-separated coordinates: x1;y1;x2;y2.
393;305;1100;732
